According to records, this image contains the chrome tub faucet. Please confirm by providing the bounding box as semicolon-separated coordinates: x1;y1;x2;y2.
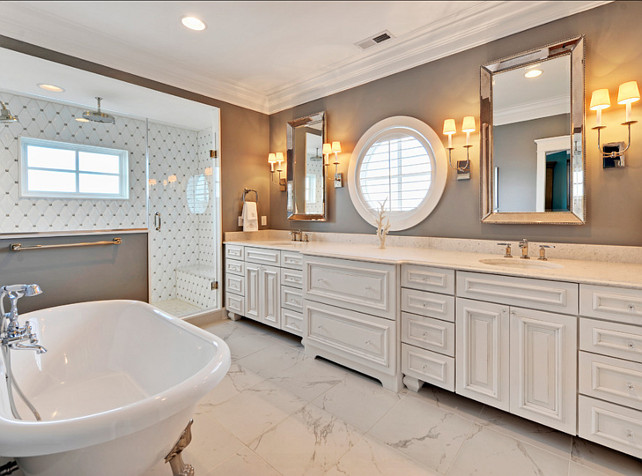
1;284;47;354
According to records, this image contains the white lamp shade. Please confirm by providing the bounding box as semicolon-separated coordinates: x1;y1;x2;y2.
590;89;611;110
275;152;284;163
331;141;342;153
617;81;640;105
462;116;476;133
322;143;332;155
442;119;456;135
268;152;277;164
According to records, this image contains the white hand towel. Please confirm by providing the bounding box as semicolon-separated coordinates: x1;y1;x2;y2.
242;201;258;232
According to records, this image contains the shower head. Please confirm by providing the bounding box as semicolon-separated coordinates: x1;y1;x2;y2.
0;101;17;123
81;97;115;124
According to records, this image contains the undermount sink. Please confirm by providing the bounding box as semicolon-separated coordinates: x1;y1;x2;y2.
479;258;563;269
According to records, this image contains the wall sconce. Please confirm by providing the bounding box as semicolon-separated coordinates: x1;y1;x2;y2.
323;141;343;188
275;152;286;191
591;80;639;168
268;152;278;181
443;116;475;180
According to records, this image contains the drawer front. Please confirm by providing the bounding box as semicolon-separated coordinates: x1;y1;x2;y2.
281;268;303;289
225;259;245;277
281;285;303;312
580;284;642;325
579;352;642;410
225;244;244;261
401;288;454;322
281;308;303;337
281;250;303;270
226;293;244;315
456;271;578;314
245;247;281;266
304;300;395;373
580;318;642;363
401;264;455;294
401;312;455;356
401;344;455;391
578;395;642;458
304;257;396;320
225;274;244;296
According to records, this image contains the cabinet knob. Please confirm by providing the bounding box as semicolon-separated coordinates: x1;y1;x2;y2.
365;339;373;346
626;429;634;438
627;382;634;391
629;342;635;349
628;304;636;312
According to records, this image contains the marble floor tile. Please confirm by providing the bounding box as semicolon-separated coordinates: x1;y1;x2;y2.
250;404;363;476
409;385;486;424
197;363;265;406
205;446;281;476
312;370;403;433
570;438;642;476
236;342;306;378
325;434;438;476
368;393;482;474
217;326;278;360
446;427;570;476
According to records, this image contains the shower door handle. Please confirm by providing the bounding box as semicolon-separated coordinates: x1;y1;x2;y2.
154;212;162;231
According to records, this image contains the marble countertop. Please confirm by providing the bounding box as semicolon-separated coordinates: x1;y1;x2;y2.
225;240;642;290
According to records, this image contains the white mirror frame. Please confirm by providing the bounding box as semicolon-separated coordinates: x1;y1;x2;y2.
347;116;447;231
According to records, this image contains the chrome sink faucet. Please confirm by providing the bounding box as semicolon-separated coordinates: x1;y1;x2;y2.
0;284;47;354
519;239;530;259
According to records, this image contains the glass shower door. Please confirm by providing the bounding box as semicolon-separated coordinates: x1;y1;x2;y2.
147;110;221;318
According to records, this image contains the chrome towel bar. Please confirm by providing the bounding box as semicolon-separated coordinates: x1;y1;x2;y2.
10;238;122;252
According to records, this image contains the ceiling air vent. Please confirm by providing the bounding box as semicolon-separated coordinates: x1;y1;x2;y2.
356;30;394;50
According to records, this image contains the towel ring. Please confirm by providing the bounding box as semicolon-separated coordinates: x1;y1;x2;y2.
243;188;258;203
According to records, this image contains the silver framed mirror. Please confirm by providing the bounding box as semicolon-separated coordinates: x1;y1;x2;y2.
480;37;585;224
286;111;327;221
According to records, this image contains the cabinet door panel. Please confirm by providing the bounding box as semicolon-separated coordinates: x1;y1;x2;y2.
244;264;260;321
510;307;577;434
456;298;510;411
260;265;281;328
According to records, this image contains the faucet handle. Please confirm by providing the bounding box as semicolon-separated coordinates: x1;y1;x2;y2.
538;244;555;261
497;243;512;258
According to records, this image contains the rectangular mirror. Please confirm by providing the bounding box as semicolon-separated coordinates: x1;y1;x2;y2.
286;111;326;221
480;37;585;224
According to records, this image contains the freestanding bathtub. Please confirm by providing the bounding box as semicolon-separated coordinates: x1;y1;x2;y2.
0;300;231;476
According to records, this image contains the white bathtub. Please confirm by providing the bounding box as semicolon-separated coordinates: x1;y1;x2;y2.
0;300;230;476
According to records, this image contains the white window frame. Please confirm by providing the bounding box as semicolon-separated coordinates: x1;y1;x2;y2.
19;137;129;200
347;116;447;231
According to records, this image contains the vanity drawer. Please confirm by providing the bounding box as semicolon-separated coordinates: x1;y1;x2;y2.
225;244;244;261
401;264;455;295
401;288;454;322
456;271;578;315
281;268;303;289
304;256;396;320
225;274;244;296
401;312;454;356
226;293;244;315
281;285;303;312
401;344;455;392
281;250;303;270
225;259;245;277
580;318;642;363
580;284;642;326
245;246;281;265
281;308;303;337
578;395;642;459
579;352;642;410
304;300;396;373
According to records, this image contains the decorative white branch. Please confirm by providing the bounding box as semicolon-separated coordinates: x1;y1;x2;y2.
375;199;391;249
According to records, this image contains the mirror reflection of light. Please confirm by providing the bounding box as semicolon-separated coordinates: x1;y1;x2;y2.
167;174;177;183
204;167;213;176
524;69;543;79
148;178;157;186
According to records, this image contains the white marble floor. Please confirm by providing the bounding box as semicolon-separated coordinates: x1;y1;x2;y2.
138;318;642;476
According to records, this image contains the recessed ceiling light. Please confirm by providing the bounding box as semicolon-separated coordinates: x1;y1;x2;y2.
75;117;89;123
181;16;206;31
38;83;65;93
524;69;543;79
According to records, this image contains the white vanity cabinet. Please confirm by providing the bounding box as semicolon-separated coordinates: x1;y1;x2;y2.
224;244;303;336
302;255;400;391
578;284;642;458
456;272;578;434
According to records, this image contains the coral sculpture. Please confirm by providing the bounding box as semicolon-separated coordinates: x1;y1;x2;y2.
375;199;391;249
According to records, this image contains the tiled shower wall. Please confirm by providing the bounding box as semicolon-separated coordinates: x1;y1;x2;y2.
0;91;147;233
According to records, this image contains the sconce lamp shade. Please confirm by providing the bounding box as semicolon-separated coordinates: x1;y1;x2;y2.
462;116;476;133
331;141;342;153
275;152;284;163
268;152;277;164
617;81;640;105
443;119;456;135
590;89;611;110
322;143;332;155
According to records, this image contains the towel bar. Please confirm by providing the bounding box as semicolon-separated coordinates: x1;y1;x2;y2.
10;238;122;252
243;188;258;203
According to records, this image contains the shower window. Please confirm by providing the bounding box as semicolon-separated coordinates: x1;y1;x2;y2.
19;137;129;199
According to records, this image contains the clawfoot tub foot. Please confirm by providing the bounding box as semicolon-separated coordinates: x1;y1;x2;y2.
165;419;195;476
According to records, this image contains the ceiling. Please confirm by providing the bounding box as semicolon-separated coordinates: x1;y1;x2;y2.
0;1;608;115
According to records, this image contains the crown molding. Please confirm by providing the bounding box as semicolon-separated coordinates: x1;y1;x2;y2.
494;94;570;126
265;1;609;114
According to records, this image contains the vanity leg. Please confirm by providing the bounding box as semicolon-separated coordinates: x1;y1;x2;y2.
403;375;424;392
227;311;242;321
165;420;195;476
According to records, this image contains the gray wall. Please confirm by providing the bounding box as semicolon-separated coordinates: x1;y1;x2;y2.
269;1;642;246
494;114;570;212
0;233;148;313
